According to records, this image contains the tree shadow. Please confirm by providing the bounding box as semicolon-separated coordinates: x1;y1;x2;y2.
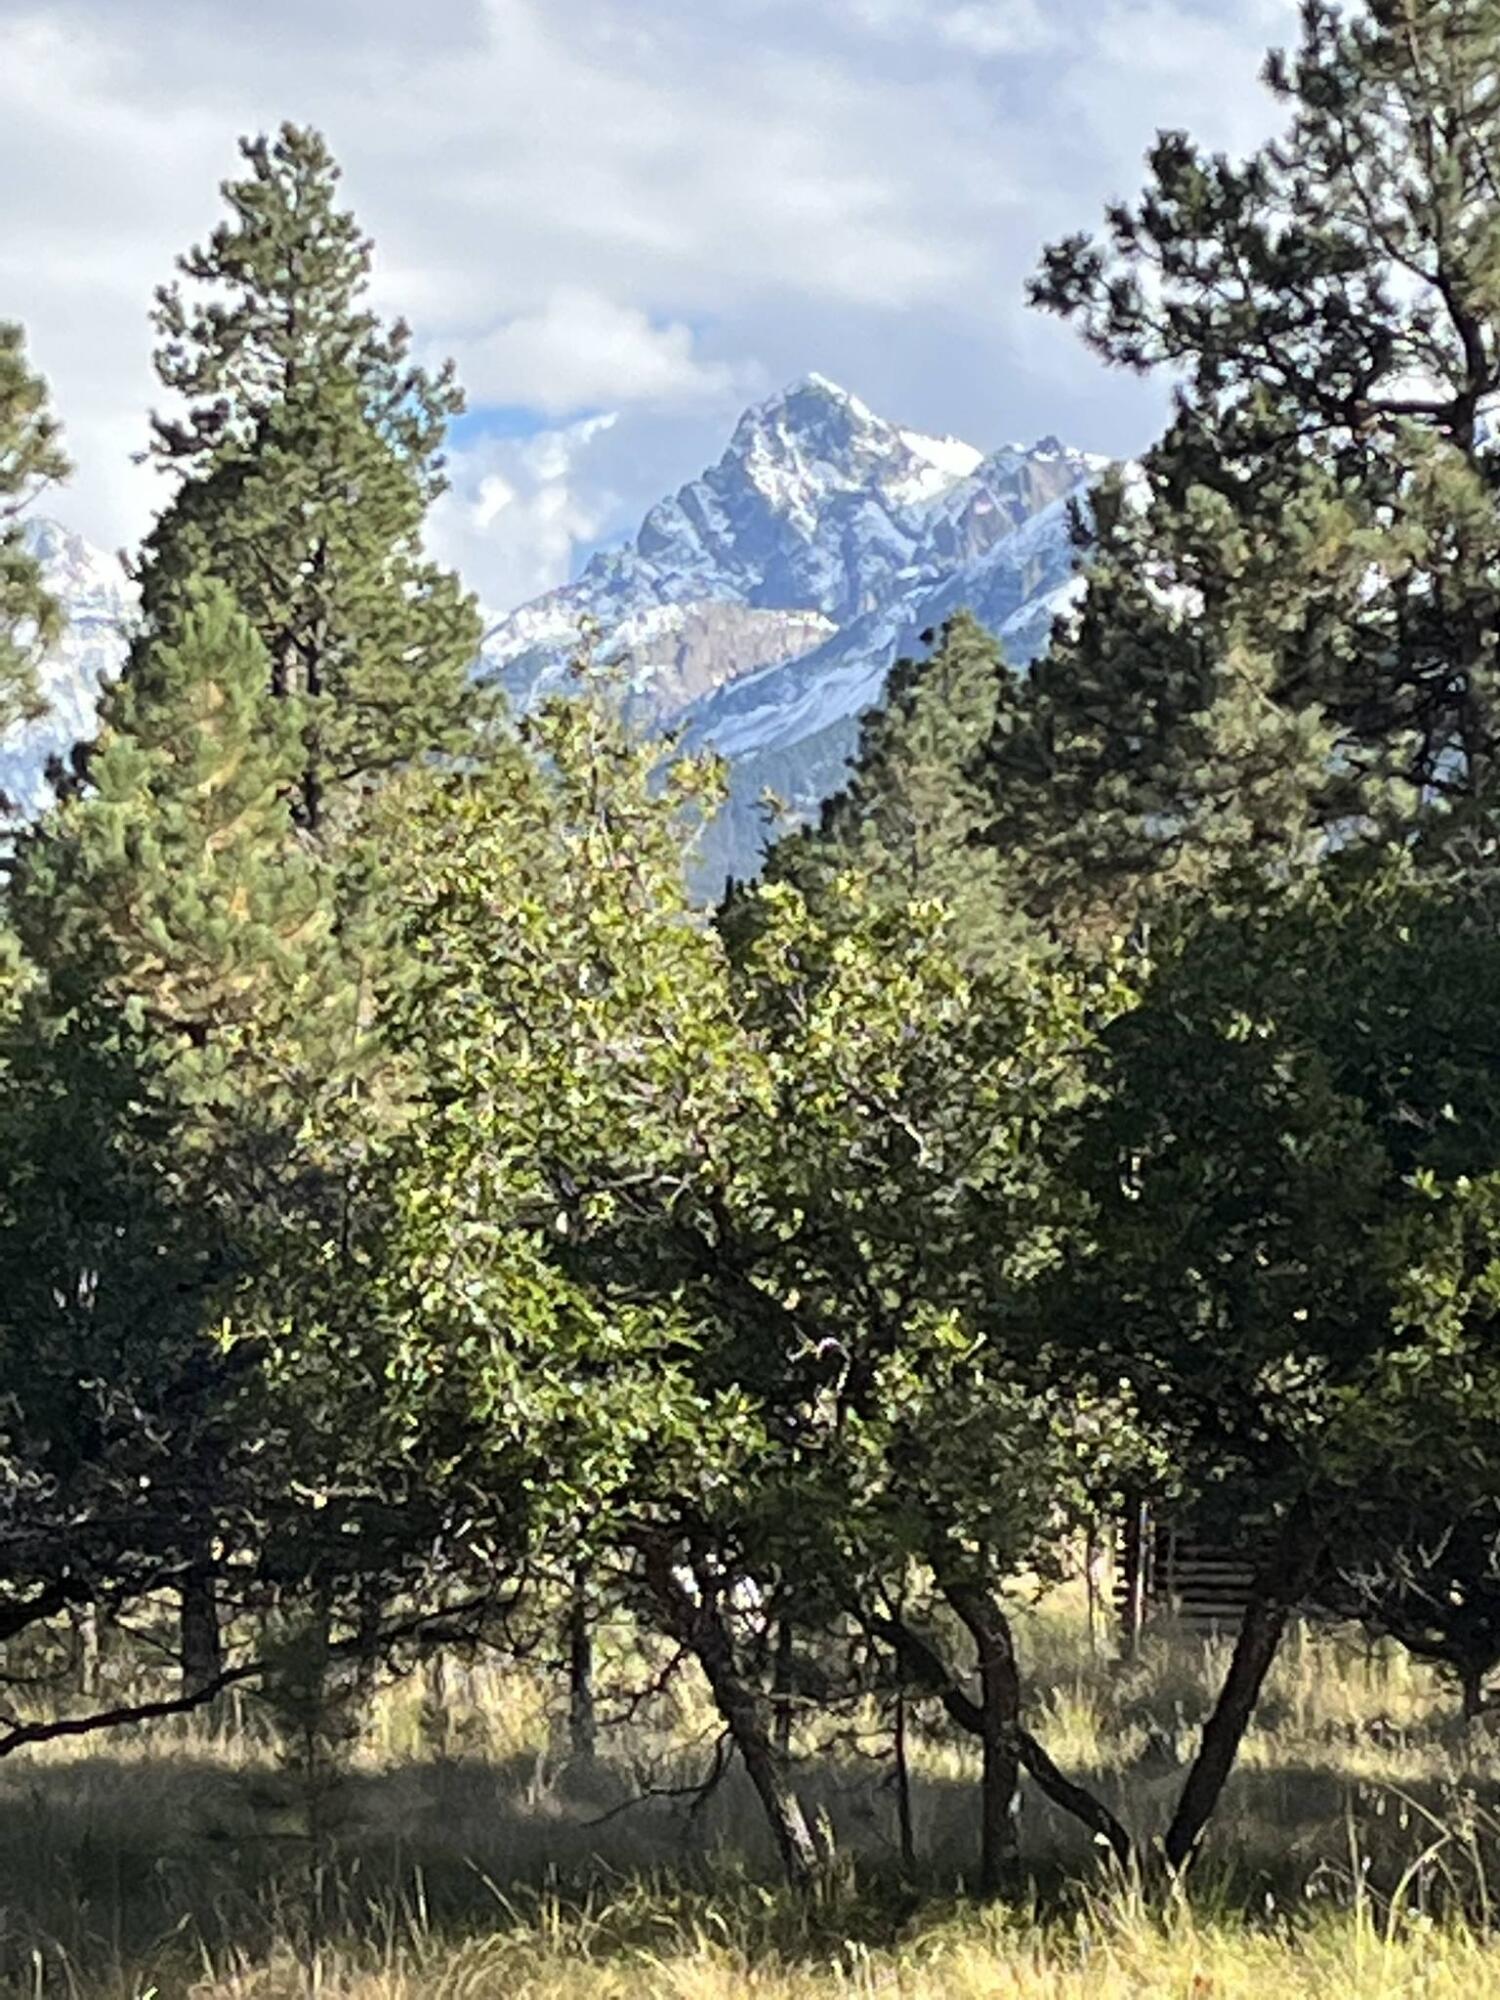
2;1726;1499;1996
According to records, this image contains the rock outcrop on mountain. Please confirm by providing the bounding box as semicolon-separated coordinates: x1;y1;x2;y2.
14;377;1105;882
483;376;1105;884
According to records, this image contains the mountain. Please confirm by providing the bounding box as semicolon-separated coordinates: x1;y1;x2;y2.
1;522;135;815
11;378;1105;879
483;376;1106;884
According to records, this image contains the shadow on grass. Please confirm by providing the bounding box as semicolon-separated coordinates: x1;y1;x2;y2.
2;1723;1500;1997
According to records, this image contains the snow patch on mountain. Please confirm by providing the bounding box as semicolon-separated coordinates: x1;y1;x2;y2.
0;522;134;815
13;376;1106;884
480;375;1107;879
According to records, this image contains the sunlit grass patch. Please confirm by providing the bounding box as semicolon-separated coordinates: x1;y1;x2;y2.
3;1603;1500;1997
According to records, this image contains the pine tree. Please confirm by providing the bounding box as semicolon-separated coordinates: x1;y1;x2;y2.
135;125;483;837
741;614;1027;966
21;582;330;1053
984;0;1500;918
0;581;341;1678
0;322;70;735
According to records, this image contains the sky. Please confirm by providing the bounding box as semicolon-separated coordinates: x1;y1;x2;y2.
1;0;1299;617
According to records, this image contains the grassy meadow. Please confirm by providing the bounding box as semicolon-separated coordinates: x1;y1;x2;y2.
4;1598;1500;1997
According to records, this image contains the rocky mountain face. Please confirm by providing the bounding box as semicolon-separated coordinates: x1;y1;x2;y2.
484;375;1106;885
12;377;1104;881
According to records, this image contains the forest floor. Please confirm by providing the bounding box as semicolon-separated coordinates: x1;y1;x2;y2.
3;1598;1500;1996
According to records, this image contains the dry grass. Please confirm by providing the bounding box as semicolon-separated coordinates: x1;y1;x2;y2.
2;1600;1499;1997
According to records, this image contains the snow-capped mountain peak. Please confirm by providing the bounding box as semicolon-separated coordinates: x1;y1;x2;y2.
13;378;1107;886
482;380;1109;883
724;374;982;525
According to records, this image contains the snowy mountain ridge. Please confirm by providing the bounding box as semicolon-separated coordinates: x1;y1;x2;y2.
482;375;1107;882
13;376;1107;882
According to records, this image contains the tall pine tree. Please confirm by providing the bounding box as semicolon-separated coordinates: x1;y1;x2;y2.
0;582;344;1684
741;614;1026;967
0;322;70;736
137;125;482;837
984;0;1500;919
22;582;331;1048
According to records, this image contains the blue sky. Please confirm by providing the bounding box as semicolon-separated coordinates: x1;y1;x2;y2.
1;0;1298;613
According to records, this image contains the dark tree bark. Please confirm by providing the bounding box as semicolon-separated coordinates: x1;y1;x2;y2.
871;1602;1133;1866
352;1573;388;1699
1013;1726;1131;1865
1163;1499;1323;1872
640;1536;823;1890
892;1679;917;1878
944;1581;1023;1897
180;1554;223;1698
772;1616;794;1761
567;1570;597;1766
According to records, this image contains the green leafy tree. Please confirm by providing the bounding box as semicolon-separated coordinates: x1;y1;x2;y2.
376;693;1144;1890
0;322;70;736
985;0;1500;918
1070;856;1500;1866
136;124;482;836
366;685;835;1872
718;877;1142;1890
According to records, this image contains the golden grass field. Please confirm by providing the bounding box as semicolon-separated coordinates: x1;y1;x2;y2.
4;1598;1500;1997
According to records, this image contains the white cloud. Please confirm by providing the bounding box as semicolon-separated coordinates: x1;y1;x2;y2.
0;0;1302;614
447;291;747;415
845;0;1060;57
430;413;622;615
1055;0;1299;164
940;2;1058;56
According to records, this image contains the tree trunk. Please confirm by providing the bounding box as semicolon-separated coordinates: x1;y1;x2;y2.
892;1680;917;1878
944;1581;1023;1899
772;1617;794;1761
641;1537;823;1890
873;1601;1132;1866
567;1572;597;1766
353;1574;386;1700
426;1647;453;1759
1162;1498;1323;1872
72;1605;100;1699
1018;1726;1132;1866
1460;1659;1488;1726
180;1557;223;1698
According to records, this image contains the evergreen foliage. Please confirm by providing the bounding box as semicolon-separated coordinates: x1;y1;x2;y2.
985;0;1500;917
135;124;482;836
742;613;1026;965
15;582;330;1050
0;323;70;737
0;582;338;1650
12;15;1500;1902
